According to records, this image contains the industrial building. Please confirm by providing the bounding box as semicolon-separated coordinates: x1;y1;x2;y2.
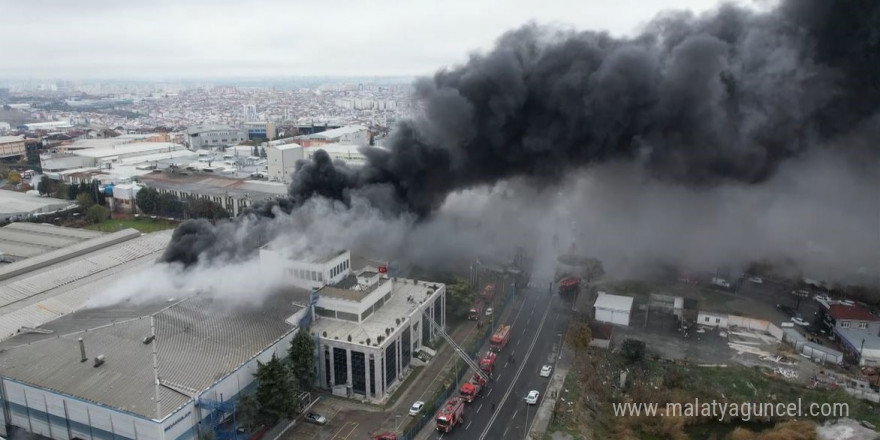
266;142;303;183
184;125;247;150
823;304;880;366
0;135;27;159
41;140;190;172
304;143;367;167
0;223;104;263
0;289;310;440
139;172;287;216
260;247;446;403
297;125;369;147
0;189;76;221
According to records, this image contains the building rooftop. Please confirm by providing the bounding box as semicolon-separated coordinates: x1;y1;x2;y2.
0;135;25;144
594;292;634;312
73;142;183;159
0;189;75;219
140;172;287;200
185;125;240;134
0;229;164;341
0;288;304;420
0;222;104;262
829;304;880;322
270;143;303;151
311;279;443;347
319;277;387;302
307;124;367;140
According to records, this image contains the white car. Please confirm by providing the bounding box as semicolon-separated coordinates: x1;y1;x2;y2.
540;365;552;377
409;401;424;416
791;317;809;326
485;307;494;317
748;276;763;284
525;390;540;405
814;294;831;303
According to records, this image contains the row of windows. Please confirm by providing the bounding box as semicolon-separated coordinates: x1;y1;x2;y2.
291;268;323;283
840;321;869;329
330;259;349;279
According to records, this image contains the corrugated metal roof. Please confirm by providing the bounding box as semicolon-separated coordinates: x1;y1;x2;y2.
0;289;304;420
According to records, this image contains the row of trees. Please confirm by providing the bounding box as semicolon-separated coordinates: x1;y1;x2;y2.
237;331;317;428
134;187;229;220
35;176;109;224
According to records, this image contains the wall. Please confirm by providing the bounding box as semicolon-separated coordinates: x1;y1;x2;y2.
696;312;729;328
1;379;161;440
595;308;630;326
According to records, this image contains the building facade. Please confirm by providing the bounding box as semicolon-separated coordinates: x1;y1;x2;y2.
266;142;304;183
185;125;247;150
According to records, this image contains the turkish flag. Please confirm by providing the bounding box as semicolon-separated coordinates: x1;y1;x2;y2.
378;266;388;273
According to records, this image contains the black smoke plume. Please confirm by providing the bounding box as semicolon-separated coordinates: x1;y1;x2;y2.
162;0;880;266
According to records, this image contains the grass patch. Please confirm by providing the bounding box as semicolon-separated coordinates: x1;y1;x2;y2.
84;217;179;233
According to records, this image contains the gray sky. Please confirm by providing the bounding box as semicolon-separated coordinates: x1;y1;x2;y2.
1;0;745;79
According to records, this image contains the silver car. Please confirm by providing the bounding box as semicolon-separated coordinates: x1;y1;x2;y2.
525;390;539;405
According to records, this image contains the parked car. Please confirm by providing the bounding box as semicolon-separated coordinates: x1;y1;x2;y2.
791;289;810;297
748;276;763;284
711;277;731;288
305;412;327;425
408;401;425;416
814;294;831;303
525;390;540;405
840;299;855;306
540;365;552;377
791;317;809;326
485;307;494;317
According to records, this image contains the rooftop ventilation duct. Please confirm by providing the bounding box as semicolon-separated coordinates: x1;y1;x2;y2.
78;337;87;363
143;335;155;344
94;354;105;368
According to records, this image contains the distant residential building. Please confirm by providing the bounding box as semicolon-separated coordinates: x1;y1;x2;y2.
22;120;73;131
266;141;303;183
185;125;247;149
242;104;258;122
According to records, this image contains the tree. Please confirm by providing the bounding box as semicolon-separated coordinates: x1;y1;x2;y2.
236;392;261;430
445;279;473;321
7;171;21;185
136;187;160;214
76;192;94;209
259;147;267;159
254;354;297;423
252;145;259;157
565;321;592;352
37;176;51;196
86;204;109;224
287;331;316;391
66;182;79;200
187;199;228;220
369;132;375;146
157;192;182;217
621;339;646;364
53;183;69;200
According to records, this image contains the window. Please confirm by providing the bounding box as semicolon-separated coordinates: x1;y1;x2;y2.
311;271;317;281
385;342;397;388
318;272;323;282
858;322;868;329
333;347;348;386
841;321;850;328
716;318;721;324
704;317;710;323
351;351;366;394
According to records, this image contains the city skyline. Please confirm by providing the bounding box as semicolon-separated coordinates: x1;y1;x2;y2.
0;0;747;80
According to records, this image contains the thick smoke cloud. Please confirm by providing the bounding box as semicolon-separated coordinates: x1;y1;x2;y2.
162;0;879;275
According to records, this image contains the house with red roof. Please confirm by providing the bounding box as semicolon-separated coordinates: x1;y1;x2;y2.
824;304;880;367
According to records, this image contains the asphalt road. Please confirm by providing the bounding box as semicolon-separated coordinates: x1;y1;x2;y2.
428;283;574;440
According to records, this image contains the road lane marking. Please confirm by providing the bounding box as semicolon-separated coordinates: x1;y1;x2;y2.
478;290;555;440
466;421;472;430
476;403;482;413
496;374;502;381
487;388;493;397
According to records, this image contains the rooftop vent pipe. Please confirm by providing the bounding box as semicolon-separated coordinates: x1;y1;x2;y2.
78;337;87;363
94;354;105;368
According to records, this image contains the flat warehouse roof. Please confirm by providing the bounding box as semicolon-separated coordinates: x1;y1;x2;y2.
594;292;634;312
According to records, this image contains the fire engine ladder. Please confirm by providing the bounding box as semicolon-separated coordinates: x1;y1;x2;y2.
422;310;489;382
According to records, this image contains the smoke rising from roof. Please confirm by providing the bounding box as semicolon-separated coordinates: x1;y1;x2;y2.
158;0;878;285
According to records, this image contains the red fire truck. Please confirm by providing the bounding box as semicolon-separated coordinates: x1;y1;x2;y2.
490;325;511;351
480;351;497;376
436;397;465;432
459;373;487;402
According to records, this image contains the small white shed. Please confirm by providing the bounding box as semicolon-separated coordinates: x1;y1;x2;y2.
594;292;634;326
